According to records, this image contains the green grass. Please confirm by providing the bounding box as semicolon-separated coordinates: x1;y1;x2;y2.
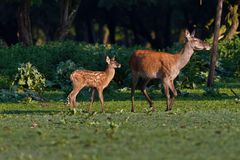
0;85;240;160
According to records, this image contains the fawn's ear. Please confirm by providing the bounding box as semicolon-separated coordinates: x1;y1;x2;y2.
185;29;191;40
112;56;115;60
106;56;110;64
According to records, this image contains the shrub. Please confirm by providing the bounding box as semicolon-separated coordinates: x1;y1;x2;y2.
12;62;46;94
0;75;11;89
218;37;240;78
0;42;141;87
0;39;239;91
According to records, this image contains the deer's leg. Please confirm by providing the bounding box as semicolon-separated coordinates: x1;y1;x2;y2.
88;88;96;112
163;80;171;111
169;80;177;110
97;88;104;113
131;73;139;112
140;78;155;111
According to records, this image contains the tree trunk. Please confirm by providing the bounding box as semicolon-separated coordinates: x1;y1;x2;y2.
207;0;223;87
55;0;81;40
17;0;32;46
225;3;239;40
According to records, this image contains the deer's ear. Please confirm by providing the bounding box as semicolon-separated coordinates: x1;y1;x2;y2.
185;29;191;40
191;29;195;37
106;56;110;64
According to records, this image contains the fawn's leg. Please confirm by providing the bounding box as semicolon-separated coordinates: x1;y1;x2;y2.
89;88;96;112
69;86;83;111
131;73;139;112
97;88;104;113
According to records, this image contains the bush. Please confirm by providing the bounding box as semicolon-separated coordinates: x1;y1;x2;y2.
218;37;240;78
0;75;11;89
12;62;46;94
0;39;239;91
0;41;142;89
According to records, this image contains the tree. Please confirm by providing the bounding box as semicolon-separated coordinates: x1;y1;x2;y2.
225;0;240;40
54;0;81;40
17;0;33;46
207;0;224;87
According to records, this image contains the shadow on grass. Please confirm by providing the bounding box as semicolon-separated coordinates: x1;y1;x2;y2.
75;90;238;102
1;86;239;105
43;89;239;103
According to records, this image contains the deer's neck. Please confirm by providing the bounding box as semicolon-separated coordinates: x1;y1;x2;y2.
177;42;194;70
105;66;115;83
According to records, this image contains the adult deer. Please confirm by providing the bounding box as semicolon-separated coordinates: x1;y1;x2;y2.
129;30;211;112
68;56;121;112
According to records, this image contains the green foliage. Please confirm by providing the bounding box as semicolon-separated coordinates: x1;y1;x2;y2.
0;41;142;89
12;62;46;94
0;75;11;89
0;40;239;91
218;37;240;77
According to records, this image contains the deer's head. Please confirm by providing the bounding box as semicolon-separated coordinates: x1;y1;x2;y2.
106;56;121;68
185;30;211;51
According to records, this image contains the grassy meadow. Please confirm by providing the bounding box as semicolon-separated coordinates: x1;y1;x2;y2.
0;83;240;160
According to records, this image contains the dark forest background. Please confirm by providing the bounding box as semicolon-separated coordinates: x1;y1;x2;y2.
0;0;239;49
